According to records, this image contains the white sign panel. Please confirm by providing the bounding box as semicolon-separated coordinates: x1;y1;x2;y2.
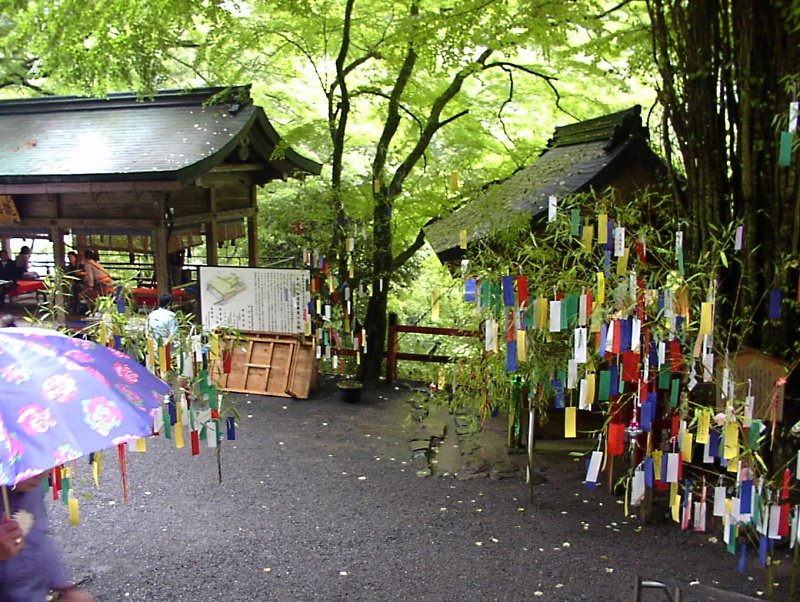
199;266;310;334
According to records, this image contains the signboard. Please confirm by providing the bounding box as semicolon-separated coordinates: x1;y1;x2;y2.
199;266;310;334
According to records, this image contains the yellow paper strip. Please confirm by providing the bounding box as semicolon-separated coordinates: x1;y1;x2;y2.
724;421;739;459
209;335;220;360
653;450;663;481
174;405;185;449
670;482;680;522
159;346;168;374
135;437;147;453
596;272;606;304
450;172;459;190
681;432;693;462
699;302;713;335
99;321;108;346
565;407;577;438
517;330;526;361
68;498;80;526
459;229;467;249
616;247;630;277
582;224;594;253
696;409;710;444
598;214;608;244
536;297;548;329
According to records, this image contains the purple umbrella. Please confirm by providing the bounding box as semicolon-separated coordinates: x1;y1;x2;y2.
0;328;169;492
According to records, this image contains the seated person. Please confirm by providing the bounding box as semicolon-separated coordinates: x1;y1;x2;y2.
82;250;113;293
147;293;178;343
63;251;85;313
14;246;37;280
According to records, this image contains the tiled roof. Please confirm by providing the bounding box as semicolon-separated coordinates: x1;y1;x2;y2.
423;106;660;262
0;86;321;185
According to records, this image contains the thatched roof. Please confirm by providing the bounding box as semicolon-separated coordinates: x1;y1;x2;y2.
424;106;663;263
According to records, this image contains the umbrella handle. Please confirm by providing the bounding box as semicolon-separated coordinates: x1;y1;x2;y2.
1;486;9;521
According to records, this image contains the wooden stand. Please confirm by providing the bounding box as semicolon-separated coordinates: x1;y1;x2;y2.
214;331;317;399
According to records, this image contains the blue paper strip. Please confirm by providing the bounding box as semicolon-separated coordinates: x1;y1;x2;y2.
644;457;654;487
502;276;515;307
739;542;747;573
465;279;477;303
740;480;753;514
759;535;769;567
226;416;236;440
553;379;565;409
609;365;619;397
708;429;720;458
769;289;782;320
506;340;518;372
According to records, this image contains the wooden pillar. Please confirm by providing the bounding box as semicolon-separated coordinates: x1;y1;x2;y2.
205;220;219;266
50;225;66;325
152;225;170;296
247;214;258;267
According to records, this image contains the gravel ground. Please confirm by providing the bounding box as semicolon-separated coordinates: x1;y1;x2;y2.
49;377;791;601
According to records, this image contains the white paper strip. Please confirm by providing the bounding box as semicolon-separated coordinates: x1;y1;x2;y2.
666;453;680;483
585;451;603;483
567;359;578;390
631;467;645;506
574;327;587;364
631;317;641;352
614;226;626;257
485;318;497;352
578;294;587;326
548;195;558;221
768;505;782;539
694;501;707;532
549;301;561;332
713;486;727;517
579;378;591;410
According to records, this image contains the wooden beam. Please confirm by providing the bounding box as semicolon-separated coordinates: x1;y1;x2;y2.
205;219;218;266
0;181;183;194
247;202;258;267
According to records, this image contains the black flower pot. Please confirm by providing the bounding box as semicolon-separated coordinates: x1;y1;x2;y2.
337;380;363;403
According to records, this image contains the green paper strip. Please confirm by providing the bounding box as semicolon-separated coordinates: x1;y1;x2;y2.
163;416;172;439
779;130;793;167
669;378;680;407
199;425;207;441
658;368;670;390
570;209;581;236
727;524;737;554
598;370;611;401
749;420;762;450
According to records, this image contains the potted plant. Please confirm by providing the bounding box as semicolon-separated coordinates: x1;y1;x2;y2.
337;379;363;403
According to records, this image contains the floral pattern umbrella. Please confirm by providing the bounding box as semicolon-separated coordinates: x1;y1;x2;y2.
0;328;169;486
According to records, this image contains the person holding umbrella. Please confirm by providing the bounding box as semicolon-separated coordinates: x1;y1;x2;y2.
0;327;171;601
0;472;96;601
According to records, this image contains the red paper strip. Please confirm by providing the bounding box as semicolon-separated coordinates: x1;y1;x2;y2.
118;444;129;504
622;351;640;382
516;276;528;305
222;350;232;374
780;504;791;537
669;341;683;372
191;430;200;456
607;423;625;455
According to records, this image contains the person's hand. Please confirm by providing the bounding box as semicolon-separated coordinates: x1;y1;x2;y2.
57;588;97;602
0;519;24;560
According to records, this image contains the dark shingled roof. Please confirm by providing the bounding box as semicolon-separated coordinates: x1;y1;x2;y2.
424;106;661;263
0;85;321;186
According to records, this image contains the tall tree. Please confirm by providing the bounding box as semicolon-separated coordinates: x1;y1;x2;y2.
648;0;800;355
2;0;646;383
